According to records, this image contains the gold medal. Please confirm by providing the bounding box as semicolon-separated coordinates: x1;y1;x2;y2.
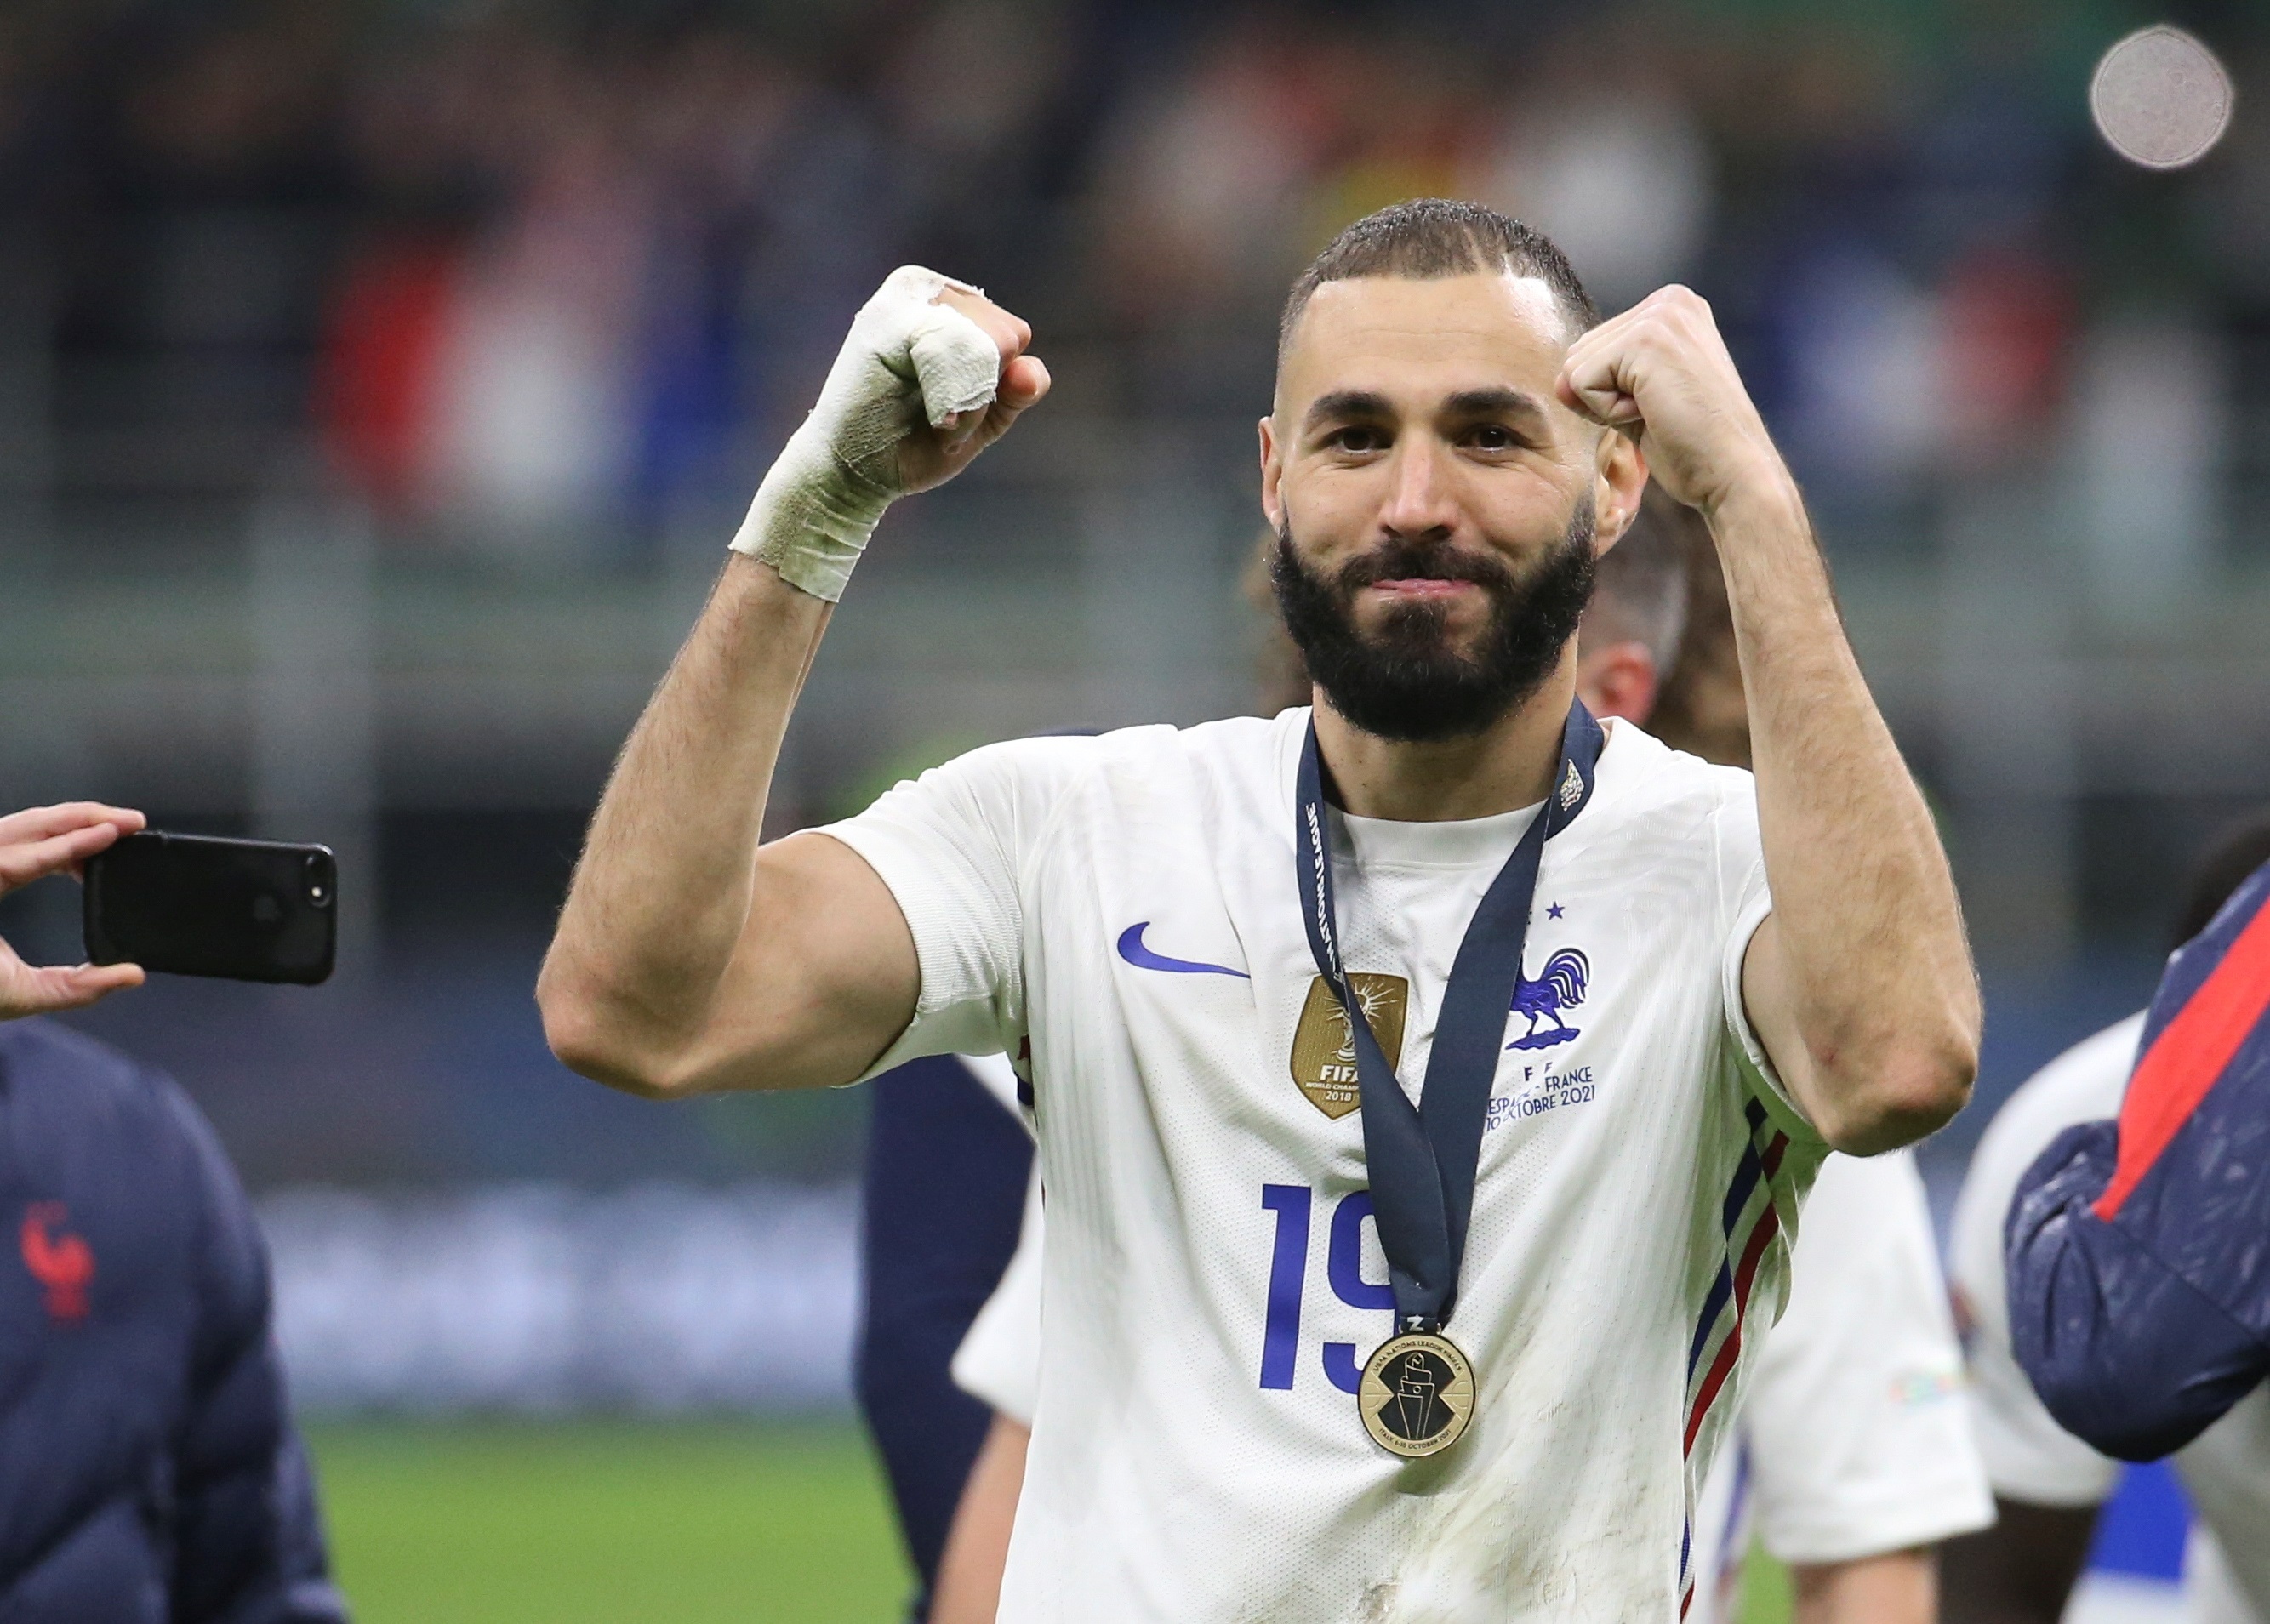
1358;1331;1475;1459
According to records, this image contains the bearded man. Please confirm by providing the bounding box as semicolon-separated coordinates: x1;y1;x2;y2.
540;200;1978;1622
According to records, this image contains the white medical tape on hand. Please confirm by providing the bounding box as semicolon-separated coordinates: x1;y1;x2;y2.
730;265;1001;601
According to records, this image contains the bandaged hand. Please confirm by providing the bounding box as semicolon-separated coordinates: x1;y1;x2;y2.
732;266;1050;601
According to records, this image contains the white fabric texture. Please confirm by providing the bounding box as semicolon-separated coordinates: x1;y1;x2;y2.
2189;1513;2268;1624
957;1050;1027;1121
953;1165;1044;1425
1682;1150;1993;1623
1948;1011;2270;1624
822;711;1825;1622
1950;1014;2142;1509
728;265;999;600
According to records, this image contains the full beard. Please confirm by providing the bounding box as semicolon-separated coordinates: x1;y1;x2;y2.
1270;498;1597;744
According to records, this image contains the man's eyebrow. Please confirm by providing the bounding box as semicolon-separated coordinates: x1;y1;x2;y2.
1302;390;1394;431
1440;387;1550;425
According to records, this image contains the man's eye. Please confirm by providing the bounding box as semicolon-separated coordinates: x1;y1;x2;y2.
1469;425;1515;450
1332;427;1386;453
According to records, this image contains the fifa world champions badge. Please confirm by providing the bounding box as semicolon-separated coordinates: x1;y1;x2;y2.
1290;973;1409;1119
1359;1331;1476;1459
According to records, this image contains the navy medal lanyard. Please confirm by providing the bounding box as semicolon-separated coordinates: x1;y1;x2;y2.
1294;700;1604;1335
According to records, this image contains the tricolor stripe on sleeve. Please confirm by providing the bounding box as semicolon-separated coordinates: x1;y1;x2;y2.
1679;1097;1790;1618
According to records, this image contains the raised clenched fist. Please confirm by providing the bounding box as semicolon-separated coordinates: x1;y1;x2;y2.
1554;287;1787;518
901;284;1051;496
731;267;1051;602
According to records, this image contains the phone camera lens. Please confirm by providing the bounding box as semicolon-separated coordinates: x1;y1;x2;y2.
309;881;332;910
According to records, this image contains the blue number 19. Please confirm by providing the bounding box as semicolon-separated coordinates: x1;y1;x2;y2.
1258;1182;1396;1393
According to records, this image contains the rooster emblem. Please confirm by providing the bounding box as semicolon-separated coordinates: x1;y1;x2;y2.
1507;948;1590;1051
20;1202;94;1322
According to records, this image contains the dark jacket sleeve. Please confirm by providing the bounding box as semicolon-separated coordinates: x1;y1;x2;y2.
2006;863;2270;1462
2005;1119;2269;1460
163;1082;350;1624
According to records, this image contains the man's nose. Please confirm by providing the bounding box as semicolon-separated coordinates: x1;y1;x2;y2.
1377;440;1458;541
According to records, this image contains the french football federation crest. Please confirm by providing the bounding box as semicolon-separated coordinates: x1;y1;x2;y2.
1507;947;1589;1051
1291;973;1408;1119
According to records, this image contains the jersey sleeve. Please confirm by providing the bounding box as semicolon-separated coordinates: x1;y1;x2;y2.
1741;1151;1994;1564
951;1169;1045;1427
1709;782;1814;1142
820;737;1086;1075
1947;1025;2135;1506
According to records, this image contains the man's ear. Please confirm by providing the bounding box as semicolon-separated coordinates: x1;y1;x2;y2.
1259;416;1285;532
1591;429;1649;555
1574;639;1660;727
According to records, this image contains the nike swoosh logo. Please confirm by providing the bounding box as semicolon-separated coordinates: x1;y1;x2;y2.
1115;922;1250;979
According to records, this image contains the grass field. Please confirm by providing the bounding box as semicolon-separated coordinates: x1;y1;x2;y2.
309;1419;1793;1622
308;1420;914;1621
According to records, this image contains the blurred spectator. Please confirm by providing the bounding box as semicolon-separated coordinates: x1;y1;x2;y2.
0;803;345;1622
1084;21;1343;326
1460;31;1712;314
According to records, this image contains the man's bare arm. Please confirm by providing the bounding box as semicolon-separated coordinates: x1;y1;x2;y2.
539;272;1049;1097
1791;1547;1936;1624
1560;288;1977;1153
931;1414;1029;1624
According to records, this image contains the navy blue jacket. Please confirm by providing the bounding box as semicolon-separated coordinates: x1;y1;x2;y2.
2008;859;2270;1462
0;1019;345;1622
856;1055;1033;1619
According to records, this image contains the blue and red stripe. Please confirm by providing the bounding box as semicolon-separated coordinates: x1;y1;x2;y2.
1678;1098;1793;1616
2095;892;2270;1219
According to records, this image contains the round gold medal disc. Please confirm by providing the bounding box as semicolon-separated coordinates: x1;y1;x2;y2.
1358;1331;1476;1459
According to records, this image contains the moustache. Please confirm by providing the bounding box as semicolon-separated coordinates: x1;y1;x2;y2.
1333;538;1519;595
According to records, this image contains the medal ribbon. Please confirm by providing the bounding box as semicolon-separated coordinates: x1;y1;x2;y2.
1295;701;1603;1333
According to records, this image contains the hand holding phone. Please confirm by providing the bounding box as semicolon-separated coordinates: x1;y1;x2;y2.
0;803;149;1019
85;832;337;986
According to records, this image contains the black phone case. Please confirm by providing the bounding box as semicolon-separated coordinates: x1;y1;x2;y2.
83;832;336;985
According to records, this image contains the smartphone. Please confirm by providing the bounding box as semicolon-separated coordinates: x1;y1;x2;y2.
83;832;337;985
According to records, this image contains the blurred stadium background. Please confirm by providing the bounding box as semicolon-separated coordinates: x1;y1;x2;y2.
0;0;2265;1616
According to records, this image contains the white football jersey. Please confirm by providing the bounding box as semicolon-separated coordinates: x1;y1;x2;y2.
1950;1013;2270;1624
960;1151;1990;1624
1685;1150;1993;1622
824;709;1826;1622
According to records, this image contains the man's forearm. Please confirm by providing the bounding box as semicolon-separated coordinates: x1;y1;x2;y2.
1792;1549;1936;1624
1714;470;1978;1148
539;556;827;1090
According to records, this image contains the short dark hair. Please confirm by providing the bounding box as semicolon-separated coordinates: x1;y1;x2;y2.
2172;812;2270;949
1279;199;1601;363
1583;485;1691;674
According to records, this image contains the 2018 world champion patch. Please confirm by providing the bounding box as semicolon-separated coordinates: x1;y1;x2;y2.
1290;974;1408;1119
1359;1330;1476;1458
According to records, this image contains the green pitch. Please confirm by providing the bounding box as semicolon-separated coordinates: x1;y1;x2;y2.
307;1419;913;1621
308;1418;1793;1622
